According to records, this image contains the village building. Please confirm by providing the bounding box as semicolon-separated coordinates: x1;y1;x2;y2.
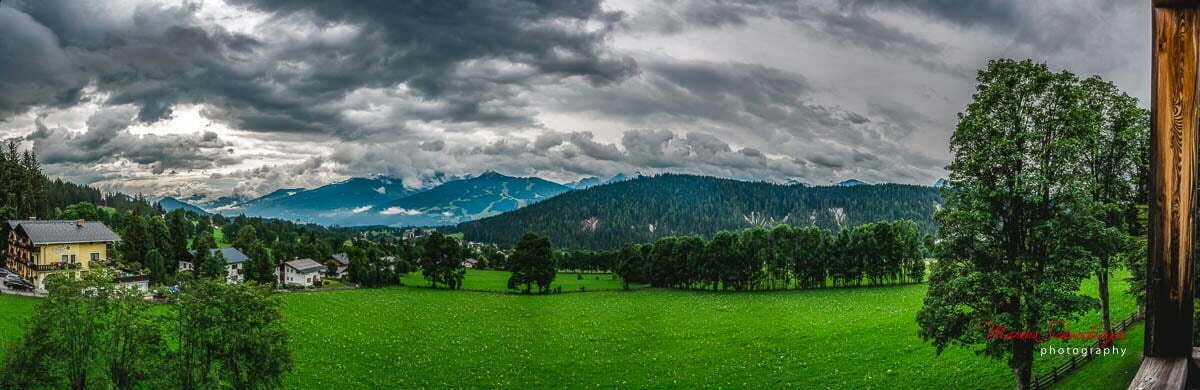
114;270;152;294
323;253;349;279
183;247;250;283
279;258;324;287
5;219;121;290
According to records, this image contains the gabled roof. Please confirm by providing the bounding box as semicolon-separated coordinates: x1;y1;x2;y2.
285;258;325;273
187;247;250;264
8;220;122;245
327;252;350;266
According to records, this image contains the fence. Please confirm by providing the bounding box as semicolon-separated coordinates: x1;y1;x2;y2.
1029;311;1142;390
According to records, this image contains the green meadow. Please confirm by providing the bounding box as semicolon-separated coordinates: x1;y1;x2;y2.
0;270;1142;389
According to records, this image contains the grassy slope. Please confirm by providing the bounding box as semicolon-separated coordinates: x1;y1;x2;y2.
400;269;638;292
0;271;1141;389
185;226;230;248
1053;323;1144;390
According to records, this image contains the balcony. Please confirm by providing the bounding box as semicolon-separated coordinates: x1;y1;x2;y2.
32;263;81;272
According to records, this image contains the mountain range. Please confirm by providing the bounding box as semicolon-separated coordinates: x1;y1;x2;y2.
161;172;572;227
154;172;935;242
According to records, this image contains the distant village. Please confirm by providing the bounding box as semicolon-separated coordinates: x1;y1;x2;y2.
1;218;500;296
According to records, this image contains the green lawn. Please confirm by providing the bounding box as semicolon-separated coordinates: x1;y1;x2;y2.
213;227;230;248
400;269;641;292
0;271;1142;388
1053;323;1144;390
0;295;32;343
185;226;231;248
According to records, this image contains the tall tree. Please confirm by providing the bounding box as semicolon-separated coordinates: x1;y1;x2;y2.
417;232;465;289
172;279;292;389
166;210;191;270
507;232;556;293
234;226;274;284
193;232;226;280
916;59;1113;390
1077;76;1150;335
118;209;149;270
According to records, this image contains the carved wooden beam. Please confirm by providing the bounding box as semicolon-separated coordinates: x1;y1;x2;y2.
1147;4;1199;359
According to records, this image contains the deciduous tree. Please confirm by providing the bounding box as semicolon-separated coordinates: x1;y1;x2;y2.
916;59;1112;390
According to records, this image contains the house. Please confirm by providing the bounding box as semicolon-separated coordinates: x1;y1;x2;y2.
279;258;324;287
184;247;250;283
113;271;151;295
5;219;121;290
323;253;349;279
462;258;479;269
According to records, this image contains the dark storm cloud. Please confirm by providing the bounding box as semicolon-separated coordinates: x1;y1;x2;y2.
540;55;945;183
0;0;635;139
553;59;820;134
842;0;1135;53
1;1;263;121
207;0;636;137
550;57;916;148
26;106;238;174
624;0;962;76
4;0;1137;196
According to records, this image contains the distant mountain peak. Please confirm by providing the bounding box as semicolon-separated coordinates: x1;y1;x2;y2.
565;176;603;190
477;170;506;178
837;179;868;187
154;196;211;216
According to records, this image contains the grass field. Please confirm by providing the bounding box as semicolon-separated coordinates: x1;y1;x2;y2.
185;226;231;248
0;270;1143;388
1051;323;1144;390
400;269;640;292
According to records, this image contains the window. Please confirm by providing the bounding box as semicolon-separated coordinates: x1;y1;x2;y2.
61;255;68;263
70;254;76;263
90;253;99;261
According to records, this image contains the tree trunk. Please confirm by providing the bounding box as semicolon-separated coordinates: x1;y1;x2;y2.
1009;340;1034;390
1098;267;1112;334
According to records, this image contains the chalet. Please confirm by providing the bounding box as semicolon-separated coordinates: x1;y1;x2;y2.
323;253;349;279
279;258;324;287
463;258;479;269
5;219;121;290
184;247;250;283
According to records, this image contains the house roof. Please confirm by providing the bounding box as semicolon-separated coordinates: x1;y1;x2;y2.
327;252;350;266
286;258;325;273
8;220;122;245
187;247;250;264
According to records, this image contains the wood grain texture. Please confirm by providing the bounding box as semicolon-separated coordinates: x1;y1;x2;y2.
1146;5;1199;359
1128;357;1189;390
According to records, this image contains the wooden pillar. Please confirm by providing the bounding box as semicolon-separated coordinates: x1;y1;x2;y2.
1148;0;1200;359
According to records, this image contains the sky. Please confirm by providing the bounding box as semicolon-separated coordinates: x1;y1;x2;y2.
0;0;1149;200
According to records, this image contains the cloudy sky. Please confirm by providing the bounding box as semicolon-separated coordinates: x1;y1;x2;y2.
0;0;1148;200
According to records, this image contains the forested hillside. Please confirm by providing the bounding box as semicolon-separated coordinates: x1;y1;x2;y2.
456;174;941;249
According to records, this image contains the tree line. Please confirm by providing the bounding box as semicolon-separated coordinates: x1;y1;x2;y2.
613;221;929;291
